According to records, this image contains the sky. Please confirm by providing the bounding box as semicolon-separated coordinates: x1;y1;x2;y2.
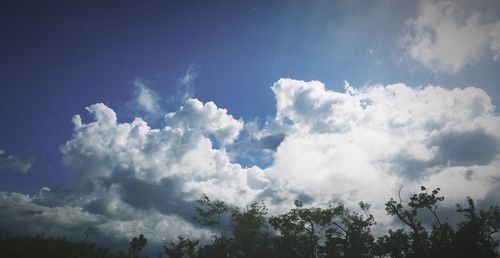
1;0;500;252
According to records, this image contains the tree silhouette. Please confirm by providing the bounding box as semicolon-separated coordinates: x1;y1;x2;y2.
82;225;98;243
0;234;127;258
193;193;230;236
269;200;375;258
9;186;498;258
376;186;500;258
452;197;500;258
331;201;376;258
163;235;199;258
173;187;500;258
230;201;274;258
382;186;443;257
269;200;332;258
128;234;147;258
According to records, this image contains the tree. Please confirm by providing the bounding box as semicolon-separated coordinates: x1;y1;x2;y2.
196;236;233;258
269;200;375;258
83;225;98;242
451;197;500;258
169;189;500;258
373;229;411;258
230;201;274;258
383;186;445;257
192;194;232;258
0;235;128;258
269;200;326;258
164;235;199;258
193;193;230;236
128;234;147;258
189;196;275;258
321;202;375;258
378;186;500;258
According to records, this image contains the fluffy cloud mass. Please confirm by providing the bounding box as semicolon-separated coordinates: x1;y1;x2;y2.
1;78;499;247
266;79;500;223
402;0;500;73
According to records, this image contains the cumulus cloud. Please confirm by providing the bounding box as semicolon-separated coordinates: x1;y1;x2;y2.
0;149;33;173
131;78;161;114
0;98;253;247
402;0;500;73
64;99;248;186
165;98;243;146
50;98;262;245
264;78;500;224
2;78;500;248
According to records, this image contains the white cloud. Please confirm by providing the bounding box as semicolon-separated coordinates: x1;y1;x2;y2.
3;78;500;247
57;98;260;243
64;99;246;183
176;64;199;101
0;191;99;236
0;190;211;246
178;65;198;88
4;100;249;249
264;78;500;223
402;0;500;74
491;21;500;60
0;150;33;173
165;98;243;146
132;78;161;114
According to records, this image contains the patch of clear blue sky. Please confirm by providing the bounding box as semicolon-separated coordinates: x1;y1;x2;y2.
1;0;499;194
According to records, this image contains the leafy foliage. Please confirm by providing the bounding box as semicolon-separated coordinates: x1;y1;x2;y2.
0;235;127;258
269;200;376;258
164;235;199;258
166;187;499;258
1;186;499;258
83;225;99;242
193;193;230;235
376;187;500;258
128;234;148;258
452;197;500;258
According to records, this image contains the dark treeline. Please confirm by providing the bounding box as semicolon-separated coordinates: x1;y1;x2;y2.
1;186;499;258
0;230;148;258
0;234;127;258
165;186;500;258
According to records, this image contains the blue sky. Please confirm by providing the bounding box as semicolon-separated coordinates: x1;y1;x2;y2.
1;0;500;252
